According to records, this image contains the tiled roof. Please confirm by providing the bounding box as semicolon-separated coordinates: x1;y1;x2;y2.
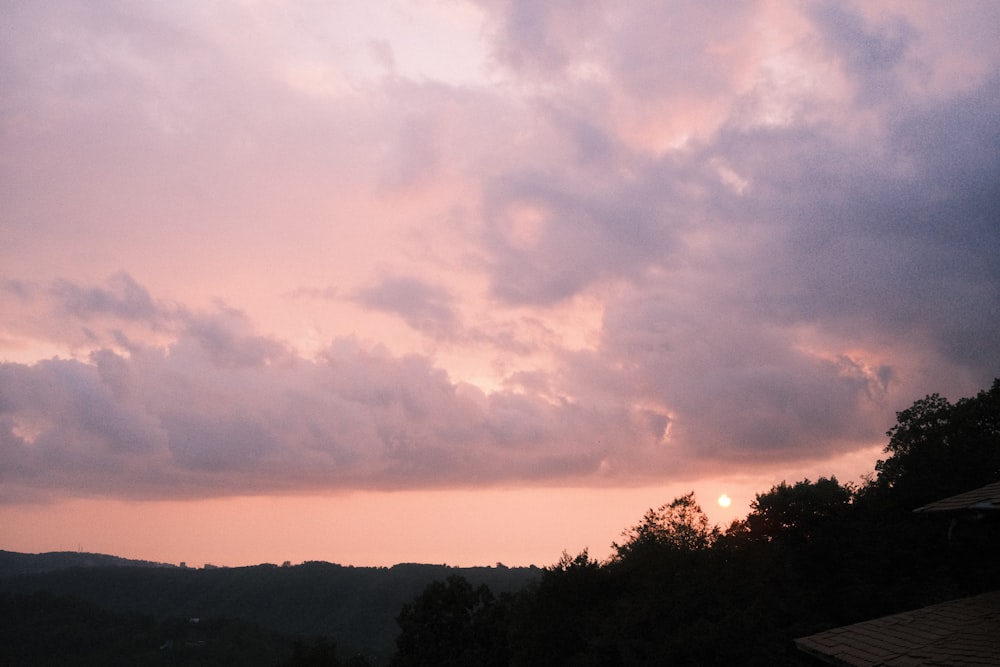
913;480;1000;514
794;589;1000;666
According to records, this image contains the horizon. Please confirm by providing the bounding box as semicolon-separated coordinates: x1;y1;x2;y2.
3;444;880;569
2;1;998;569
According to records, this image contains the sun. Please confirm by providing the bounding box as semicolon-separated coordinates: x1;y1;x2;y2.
717;494;732;508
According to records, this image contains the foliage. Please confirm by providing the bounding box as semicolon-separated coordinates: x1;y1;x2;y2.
393;575;510;667
741;477;853;543
612;492;720;559
505;549;613;666
0;560;538;664
285;637;376;667
869;378;1000;509
0;591;296;666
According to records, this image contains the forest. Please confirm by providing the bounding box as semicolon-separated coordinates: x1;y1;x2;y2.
2;379;998;666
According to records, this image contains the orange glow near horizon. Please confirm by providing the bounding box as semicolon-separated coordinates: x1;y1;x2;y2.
0;445;880;568
2;487;729;568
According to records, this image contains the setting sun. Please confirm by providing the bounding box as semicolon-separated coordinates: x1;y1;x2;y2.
717;494;732;508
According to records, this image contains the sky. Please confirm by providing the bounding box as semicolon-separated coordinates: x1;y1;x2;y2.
1;0;998;568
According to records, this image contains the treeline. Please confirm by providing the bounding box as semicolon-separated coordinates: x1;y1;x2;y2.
391;379;1000;666
0;550;176;577
0;591;296;667
0;561;538;664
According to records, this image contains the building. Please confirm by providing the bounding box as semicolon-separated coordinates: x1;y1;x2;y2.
795;481;1000;666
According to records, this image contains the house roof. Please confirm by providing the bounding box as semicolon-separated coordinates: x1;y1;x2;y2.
913;480;1000;514
794;589;1000;666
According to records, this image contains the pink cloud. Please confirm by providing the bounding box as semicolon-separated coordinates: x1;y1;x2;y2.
1;1;998;509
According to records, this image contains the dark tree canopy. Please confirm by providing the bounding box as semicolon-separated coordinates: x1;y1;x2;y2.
742;477;853;543
393;575;509;667
870;378;1000;509
612;492;719;560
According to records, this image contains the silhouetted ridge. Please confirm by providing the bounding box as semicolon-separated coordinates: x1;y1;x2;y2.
0;550;176;577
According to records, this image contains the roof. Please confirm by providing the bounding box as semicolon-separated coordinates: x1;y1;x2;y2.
913;480;1000;514
794;589;1000;666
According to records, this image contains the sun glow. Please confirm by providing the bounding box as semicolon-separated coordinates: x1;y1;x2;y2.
717;494;732;508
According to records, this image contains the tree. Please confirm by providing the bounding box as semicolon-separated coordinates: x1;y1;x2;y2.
285;638;344;667
741;477;853;544
612;492;719;560
507;549;615;666
393;575;508;667
868;378;1000;509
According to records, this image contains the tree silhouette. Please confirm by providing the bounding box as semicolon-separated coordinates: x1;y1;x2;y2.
612;492;719;560
393;575;509;667
868;378;1000;510
742;477;853;544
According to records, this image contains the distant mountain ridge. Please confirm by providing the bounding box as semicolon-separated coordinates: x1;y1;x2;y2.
0;550;541;660
0;549;177;577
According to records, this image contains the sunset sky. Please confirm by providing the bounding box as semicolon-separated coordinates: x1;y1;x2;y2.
2;0;998;568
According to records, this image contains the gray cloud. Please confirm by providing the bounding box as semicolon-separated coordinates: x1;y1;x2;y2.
0;274;179;354
465;1;1000;466
183;307;289;369
721;73;1000;375
594;287;894;463
807;1;924;108
51;272;162;323
0;327;654;501
480;153;689;304
2;1;998;502
352;275;458;337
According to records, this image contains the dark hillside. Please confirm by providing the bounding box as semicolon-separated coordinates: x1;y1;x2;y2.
0;557;539;660
0;591;299;666
0;550;176;577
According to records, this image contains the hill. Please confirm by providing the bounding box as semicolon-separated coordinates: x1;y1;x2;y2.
0;552;540;661
0;549;176;577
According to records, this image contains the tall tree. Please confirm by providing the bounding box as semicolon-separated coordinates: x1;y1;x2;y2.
612;492;719;560
742;477;853;544
393;575;508;667
869;378;1000;509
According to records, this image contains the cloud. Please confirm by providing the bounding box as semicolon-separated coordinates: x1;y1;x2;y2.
183;306;289;369
725;72;1000;371
1;2;998;503
480;161;685;304
475;1;1000;357
465;1;1000;466
592;287;894;462
0;274;180;355
808;1;915;104
50;272;162;323
0;303;657;500
352;275;458;337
